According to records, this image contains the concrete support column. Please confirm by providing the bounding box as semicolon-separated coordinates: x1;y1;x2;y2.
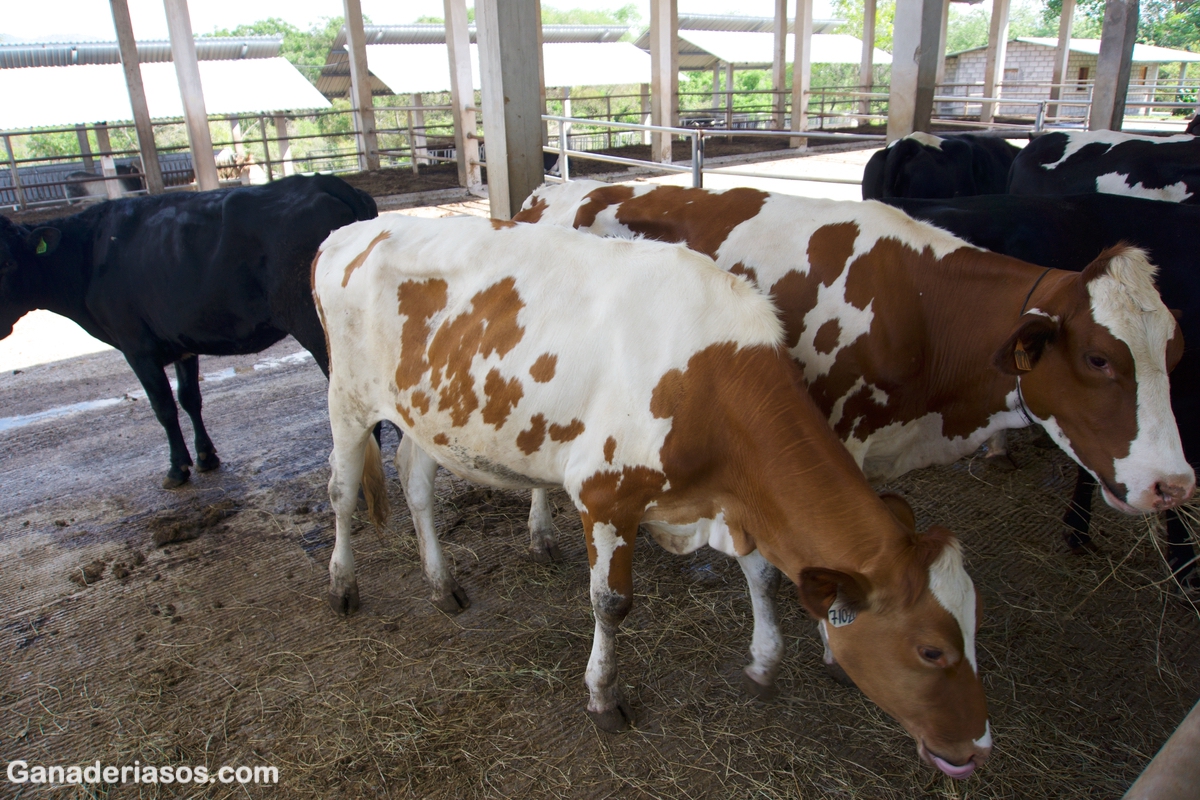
75;125;94;174
1047;0;1076;120
343;0;379;172
1090;0;1139;130
888;0;943;139
981;0;1012;123
476;0;544;219
790;0;813;147
649;0;678;162
411;93;427;164
773;0;788;129
163;0;218;190
274;115;293;176
111;0;164;193
726;63;735;129
859;0;877;119
444;0;481;192
712;65;722;111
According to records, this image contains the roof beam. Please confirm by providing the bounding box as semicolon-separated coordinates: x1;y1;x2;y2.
476;0;544;218
1090;0;1139;130
110;0;164;194
163;0;218;191
343;0;380;171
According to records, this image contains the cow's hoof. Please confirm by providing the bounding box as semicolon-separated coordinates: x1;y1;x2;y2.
587;695;635;733
196;450;220;472
162;467;191;490
529;540;563;564
824;660;857;688
432;581;470;614
985;453;1019;472
741;671;778;701
328;582;361;615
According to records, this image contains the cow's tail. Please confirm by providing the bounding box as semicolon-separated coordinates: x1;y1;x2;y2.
361;434;390;530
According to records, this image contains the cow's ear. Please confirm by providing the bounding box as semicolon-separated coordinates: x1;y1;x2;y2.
26;227;60;256
799;567;869;622
879;492;916;532
992;314;1058;375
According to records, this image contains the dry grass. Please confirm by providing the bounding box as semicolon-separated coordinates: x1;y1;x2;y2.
3;427;1199;799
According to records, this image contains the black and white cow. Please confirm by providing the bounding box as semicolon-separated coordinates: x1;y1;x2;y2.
861;132;1021;200
884;192;1200;591
64;163;144;202
0;174;377;488
1008;130;1200;203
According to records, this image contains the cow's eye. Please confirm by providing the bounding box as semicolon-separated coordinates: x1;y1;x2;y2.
1087;355;1109;370
918;646;944;663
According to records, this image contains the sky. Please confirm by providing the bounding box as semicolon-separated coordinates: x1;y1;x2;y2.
0;0;836;43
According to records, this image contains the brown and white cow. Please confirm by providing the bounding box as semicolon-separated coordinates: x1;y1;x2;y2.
516;180;1193;518
313;214;992;778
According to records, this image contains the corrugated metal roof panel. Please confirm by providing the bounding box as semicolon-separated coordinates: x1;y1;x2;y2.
0;37;282;69
676;31;892;68
0;57;329;129
675;14;843;34
329;23;630;50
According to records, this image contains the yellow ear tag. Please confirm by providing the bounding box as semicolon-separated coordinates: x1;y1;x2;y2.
36;238;47;255
1014;341;1033;372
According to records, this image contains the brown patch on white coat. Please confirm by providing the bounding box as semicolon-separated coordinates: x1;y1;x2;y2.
313;214;990;776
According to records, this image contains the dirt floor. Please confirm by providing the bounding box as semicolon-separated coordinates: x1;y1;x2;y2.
2;334;1198;799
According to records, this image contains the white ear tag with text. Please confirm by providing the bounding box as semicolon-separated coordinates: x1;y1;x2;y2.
827;592;857;627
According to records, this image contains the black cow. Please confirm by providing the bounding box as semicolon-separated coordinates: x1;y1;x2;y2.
0;174;377;488
883;193;1200;593
861;132;1021;200
1009;130;1200;204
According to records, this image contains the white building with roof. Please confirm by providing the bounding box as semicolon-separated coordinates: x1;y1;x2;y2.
941;37;1200;119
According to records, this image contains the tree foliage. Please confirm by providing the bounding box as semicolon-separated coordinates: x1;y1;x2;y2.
207;16;351;84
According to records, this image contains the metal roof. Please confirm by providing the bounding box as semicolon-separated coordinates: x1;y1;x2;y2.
676;14;843;34
674;30;892;69
0;37;282;69
947;37;1200;63
0;58;330;130
359;41;654;95
318;24;632;98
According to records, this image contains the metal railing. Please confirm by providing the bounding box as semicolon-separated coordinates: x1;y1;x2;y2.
544;113;885;189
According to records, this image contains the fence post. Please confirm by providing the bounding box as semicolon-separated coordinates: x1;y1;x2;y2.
3;134;27;210
1035;101;1046;132
93;123;122;200
411;93;427;164
274;114;293;176
559;105;570;182
691;131;703;188
259;116;274;182
406;107;419;174
76;125;95;174
606;95;613;149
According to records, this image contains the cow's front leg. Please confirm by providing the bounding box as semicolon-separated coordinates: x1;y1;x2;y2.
174;354;219;473
395;436;469;613
736;550;783;700
126;354;192;489
528;489;562;563
583;517;637;732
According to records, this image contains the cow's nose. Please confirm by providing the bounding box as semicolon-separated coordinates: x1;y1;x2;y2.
1154;478;1195;510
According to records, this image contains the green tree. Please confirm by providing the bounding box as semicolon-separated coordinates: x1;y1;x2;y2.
831;0;896;52
207;16;351;85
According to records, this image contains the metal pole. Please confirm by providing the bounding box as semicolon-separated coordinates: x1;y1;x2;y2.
4;135;28;210
691;130;703;188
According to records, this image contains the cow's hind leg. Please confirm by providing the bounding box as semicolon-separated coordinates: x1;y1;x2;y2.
582;518;638;732
327;415;382;615
174;355;219;473
395;437;470;613
528;489;562;563
126;355;192;489
737;550;783;700
1062;467;1098;554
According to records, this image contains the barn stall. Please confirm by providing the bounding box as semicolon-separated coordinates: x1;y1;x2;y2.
2;323;1197;797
